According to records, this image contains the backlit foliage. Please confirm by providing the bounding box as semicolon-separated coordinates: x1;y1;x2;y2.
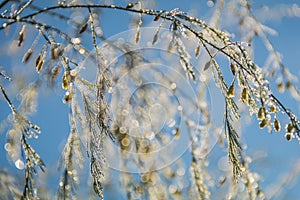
0;0;300;199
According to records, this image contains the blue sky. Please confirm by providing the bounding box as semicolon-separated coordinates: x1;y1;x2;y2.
0;0;300;199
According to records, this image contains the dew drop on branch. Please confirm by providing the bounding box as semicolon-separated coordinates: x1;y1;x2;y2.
15;159;25;170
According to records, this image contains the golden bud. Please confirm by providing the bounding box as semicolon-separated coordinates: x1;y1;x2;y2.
195;43;201;57
18;25;26;46
286;81;291;89
22;49;33;63
227;83;235;98
286;122;294;133
257;107;265;120
230;63;236;76
274;117;281;132
241;88;248;103
78;23;88;34
285;133;292;141
62;74;69;90
35;55;41;67
277;82;285;93
63;91;72;103
35;55;44;73
269;105;277;113
259;119;268;129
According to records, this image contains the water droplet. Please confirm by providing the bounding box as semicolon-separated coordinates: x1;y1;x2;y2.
207;0;215;7
79;48;85;54
15;159;25;170
120;126;127;134
95;27;103;36
121;137;130;147
218;156;229;171
65;184;71;190
71;37;81;44
169;185;177;194
176;167;185;176
132;120;139;127
146;132;155;140
4;143;11;151
170;83;177;90
59;181;64;187
177;105;183;111
167;119;176;128
122;109;129;116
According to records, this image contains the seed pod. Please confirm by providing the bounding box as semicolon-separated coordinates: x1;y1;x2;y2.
270;70;275;78
257;188;264;198
274;117;280;132
51;44;56;59
168;42;173;53
22;49;33;63
173;128;180;139
18;25;26;46
63;91;72;103
51;65;61;80
195;42;201;57
257;107;265;120
241;88;248;103
78;22;88;34
135;24;141;43
285;132;292;141
218;176;226;187
35;55;41;67
36;59;44;73
227;83;235;98
51;46;62;60
269;105;277;113
277;82;285;93
259;119;268;129
135;10;143;44
286;122;294;133
35;55;44;73
51;47;56;59
152;32;158;45
154;14;160;21
203;60;211;71
62;74;69;90
230;63;236;76
286;81;291;89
